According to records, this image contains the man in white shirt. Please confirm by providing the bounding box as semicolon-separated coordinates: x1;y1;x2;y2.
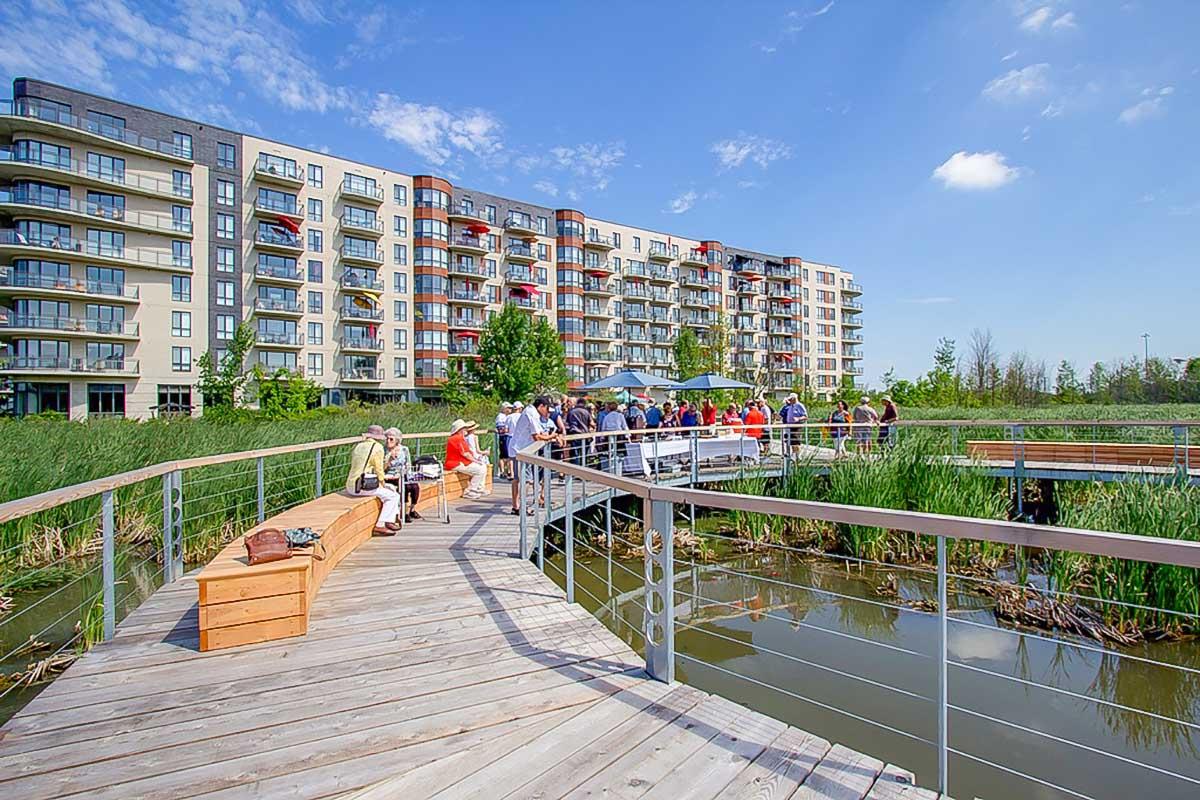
495;402;513;479
505;402;524;460
509;396;556;515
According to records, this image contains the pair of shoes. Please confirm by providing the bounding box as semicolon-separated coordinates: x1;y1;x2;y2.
463;490;485;500
385;521;401;531
404;514;412;523
409;510;423;521
372;526;396;536
510;508;520;515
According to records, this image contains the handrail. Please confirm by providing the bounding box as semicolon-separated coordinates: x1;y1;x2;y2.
0;429;456;525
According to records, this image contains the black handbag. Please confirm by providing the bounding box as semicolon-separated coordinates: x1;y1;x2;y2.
355;442;382;492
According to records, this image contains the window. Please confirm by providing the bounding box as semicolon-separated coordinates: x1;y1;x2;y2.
172;205;191;232
216;246;235;273
394;357;408;377
171;311;191;337
485;204;497;223
632;236;641;253
87;384;126;416
393;329;407;350
86;110;124;133
216;213;234;240
413;218;447;241
216;314;234;340
538;243;549;261
172;240;192;268
307;198;323;222
216;179;234;206
156;385;192;415
308;291;323;314
393;184;407;206
413;246;448;268
537;216;549;235
393;272;407;293
172;170;192;198
87;152;125;181
172;346;192;372
393;243;407;265
393;300;408;321
308;229;323;252
393;215;407;237
613;232;621;249
307;321;323;345
171;275;191;302
307;164;323;188
216;280;234;306
307;259;323;282
217;142;237;169
413;187;449;210
307;353;323;376
172;132;193;159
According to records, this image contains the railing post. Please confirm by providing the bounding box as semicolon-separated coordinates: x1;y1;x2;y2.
605;493;613;598
169;469;183;581
101;489;115;641
314;448;323;498
643;496;675;683
937;534;949;796
542;442;552;520
1173;425;1187;480
256;456;265;523
951;425;958;456
565;474;575;603
690;430;699;485
161;473;173;583
1012;425;1025;519
518;459;529;561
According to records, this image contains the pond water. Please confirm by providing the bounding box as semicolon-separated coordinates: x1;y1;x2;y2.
548;546;1200;800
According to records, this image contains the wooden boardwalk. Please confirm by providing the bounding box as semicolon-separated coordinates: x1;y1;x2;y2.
0;492;935;799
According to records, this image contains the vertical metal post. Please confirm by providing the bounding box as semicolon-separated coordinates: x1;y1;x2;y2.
102;490;115;641
643;497;675;683
690;430;699;484
256;457;265;523
518;459;528;560
565;474;575;603
542;442;551;519
605;494;613;598
314;448;323;498
169;469;183;580
1012;425;1025;519
1173;425;1186;479
161;473;173;583
937;534;948;795
951;425;958;455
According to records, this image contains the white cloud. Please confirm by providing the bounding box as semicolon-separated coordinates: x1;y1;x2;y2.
566;188;581;202
532;180;558;198
931;151;1024;191
1051;11;1077;29
1021;125;1032;141
1019;7;1053;31
711;134;792;171
983;64;1051;102
737;179;763;189
1001;50;1019;62
1167;202;1199;217
367;95;503;166
1118;87;1172;125
667;190;698;214
1041;101;1064;118
810;1;835;16
547;142;626;191
288;0;330;24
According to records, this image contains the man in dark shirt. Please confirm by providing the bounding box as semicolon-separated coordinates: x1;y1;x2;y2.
565;396;593;465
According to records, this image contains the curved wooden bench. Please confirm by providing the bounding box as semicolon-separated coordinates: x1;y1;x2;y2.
195;493;381;651
967;440;1198;469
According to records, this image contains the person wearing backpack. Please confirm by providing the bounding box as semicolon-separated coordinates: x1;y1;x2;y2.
345;424;401;534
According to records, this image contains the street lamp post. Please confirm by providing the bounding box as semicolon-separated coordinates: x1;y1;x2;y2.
1142;333;1151;377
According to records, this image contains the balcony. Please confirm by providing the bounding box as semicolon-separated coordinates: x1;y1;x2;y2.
0;268;139;304
842;315;863;329
448;288;489;306
339;214;384;238
0;313;139;339
448;203;491;224
339;366;383;382
448;235;489;255
584;260;616;277
448;316;484;331
625;352;650;366
339;336;384;353
254;261;304;285
449;341;480;357
0;99;192;162
448;260;490;279
0;356;139;376
504;243;537;264
584;348;616;362
844;366;865;376
582;279;615;296
843;281;863;296
584;302;615;319
585;326;617;341
623;306;650;321
682;294;709;309
647;268;675;285
339;272;384;294
583;233;615;251
768;304;793;319
736;281;760;296
843;331;863;343
339;178;384;205
504;265;541;285
683;314;712;328
255;331;304;349
648;291;673;306
506;295;538;310
766;264;795;281
0;148;192;203
680;249;713;267
646;244;674;263
843;348;863;359
340;243;384;267
253;298;304;317
649;310;673;323
624;284;648;300
0;230;191;272
338;303;384;322
254;156;305;188
254;229;303;254
842;297;863;310
0;189;193;237
253;195;304;221
504;214;538;236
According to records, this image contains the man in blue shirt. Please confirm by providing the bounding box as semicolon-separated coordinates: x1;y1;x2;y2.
679;400;699;427
779;393;809;457
645;399;662;429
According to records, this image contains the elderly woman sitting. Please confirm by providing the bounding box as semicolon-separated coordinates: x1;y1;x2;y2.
383;427;422;523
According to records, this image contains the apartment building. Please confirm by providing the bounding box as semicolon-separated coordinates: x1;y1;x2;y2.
0;79;863;419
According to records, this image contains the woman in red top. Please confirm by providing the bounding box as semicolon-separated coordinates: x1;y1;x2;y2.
721;403;743;429
701;397;718;426
743;403;766;440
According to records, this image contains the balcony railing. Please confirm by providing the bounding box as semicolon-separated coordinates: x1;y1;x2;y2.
449;260;490;278
505;243;535;260
647;266;675;281
449;317;483;329
254;196;302;217
448;203;491;222
0;356;139;374
585;233;615;248
0;314;138;336
449;289;487;303
842;298;863;310
0;189;192;234
0;230;192;270
340;214;384;235
843;281;863;294
504;214;536;232
623;307;650;320
256;331;303;347
647;244;674;260
504;266;540;284
843;331;864;342
0;269;139;300
1;99;192;159
339;366;383;381
340;178;384;202
339;336;383;351
585;327;616;339
254;298;304;314
254;229;303;250
449;235;487;250
583;279;614;294
583;303;612;316
254;156;303;182
0;148;192;199
449;342;479;356
506;296;538;309
339;272;384;292
340;243;383;264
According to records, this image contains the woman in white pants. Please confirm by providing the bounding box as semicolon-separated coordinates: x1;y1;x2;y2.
345;424;401;534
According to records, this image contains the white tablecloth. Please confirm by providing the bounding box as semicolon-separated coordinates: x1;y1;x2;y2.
624;435;760;476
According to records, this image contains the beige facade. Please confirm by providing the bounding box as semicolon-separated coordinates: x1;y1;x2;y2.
1;81;862;418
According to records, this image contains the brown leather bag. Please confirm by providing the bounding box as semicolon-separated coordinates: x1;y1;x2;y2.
244;528;291;566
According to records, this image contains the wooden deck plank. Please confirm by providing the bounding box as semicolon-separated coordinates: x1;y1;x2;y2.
718;727;832;800
863;765;940;800
792;744;886;800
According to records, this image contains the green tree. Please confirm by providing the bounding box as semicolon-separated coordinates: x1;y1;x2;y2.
927;337;961;406
1054;360;1084;403
470;304;567;399
673;328;706;381
439;365;474;407
252;365;323;418
198;323;255;408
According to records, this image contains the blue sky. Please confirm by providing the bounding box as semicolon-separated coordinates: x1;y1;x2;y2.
2;0;1197;385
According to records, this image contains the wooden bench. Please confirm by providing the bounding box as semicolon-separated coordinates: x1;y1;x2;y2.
195;492;380;651
967;440;1199;469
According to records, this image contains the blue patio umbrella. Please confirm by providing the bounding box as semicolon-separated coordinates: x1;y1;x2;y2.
580;370;683;391
675;373;754;391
